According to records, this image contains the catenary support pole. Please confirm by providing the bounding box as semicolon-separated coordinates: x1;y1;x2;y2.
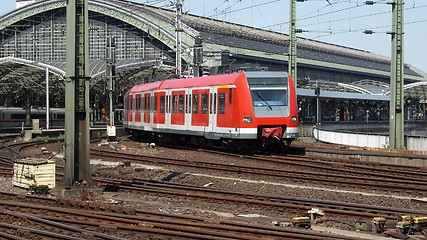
288;0;297;83
64;0;91;186
389;0;405;149
45;67;49;130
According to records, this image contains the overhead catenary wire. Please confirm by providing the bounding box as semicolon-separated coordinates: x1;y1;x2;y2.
264;2;427;36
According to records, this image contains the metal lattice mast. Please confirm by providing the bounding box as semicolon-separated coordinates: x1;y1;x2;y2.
288;0;297;83
175;0;183;78
106;36;116;127
389;0;405;149
65;0;91;186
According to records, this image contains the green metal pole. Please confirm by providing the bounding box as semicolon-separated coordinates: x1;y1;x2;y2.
389;0;405;149
288;0;297;83
65;0;91;186
175;0;182;78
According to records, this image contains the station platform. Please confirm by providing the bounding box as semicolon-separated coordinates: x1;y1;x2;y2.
300;121;427;152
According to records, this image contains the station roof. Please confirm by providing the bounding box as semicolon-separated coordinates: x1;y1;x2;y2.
122;0;426;80
0;57;174;100
297;78;427;102
0;0;426;105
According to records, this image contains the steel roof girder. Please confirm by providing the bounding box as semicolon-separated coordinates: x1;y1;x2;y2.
89;2;191;60
0;0;64;31
1;0;195;64
0;57;65;78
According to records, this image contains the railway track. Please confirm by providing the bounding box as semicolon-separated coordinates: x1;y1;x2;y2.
192;145;427;181
7;139;427;200
0;191;357;240
2;139;427;238
93;175;427;221
91;148;427;197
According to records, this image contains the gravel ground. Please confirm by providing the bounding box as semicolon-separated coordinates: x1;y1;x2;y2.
8;138;427;239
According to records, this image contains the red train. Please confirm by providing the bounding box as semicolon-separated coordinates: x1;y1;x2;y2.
124;71;299;152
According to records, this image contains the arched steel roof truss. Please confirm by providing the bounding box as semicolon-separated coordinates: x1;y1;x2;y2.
0;0;196;64
384;81;427;100
0;56;65;78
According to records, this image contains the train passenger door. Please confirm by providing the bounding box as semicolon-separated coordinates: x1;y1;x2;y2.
171;90;185;126
150;91;155;128
165;90;171;127
126;95;133;125
144;93;150;125
185;89;192;130
209;86;217;133
155;91;166;125
191;89;209;127
135;94;142;124
216;86;234;128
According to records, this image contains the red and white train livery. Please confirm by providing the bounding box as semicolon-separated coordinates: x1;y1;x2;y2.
124;71;299;151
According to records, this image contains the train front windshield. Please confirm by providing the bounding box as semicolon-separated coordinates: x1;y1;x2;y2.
247;75;288;107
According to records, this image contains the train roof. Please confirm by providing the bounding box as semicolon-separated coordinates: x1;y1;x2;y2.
129;81;163;93
128;72;246;94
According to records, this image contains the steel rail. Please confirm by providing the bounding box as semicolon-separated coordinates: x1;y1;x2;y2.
0;199;352;240
94;176;427;221
91;149;427;197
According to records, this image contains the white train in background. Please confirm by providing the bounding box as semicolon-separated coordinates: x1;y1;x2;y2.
0;107;65;129
0;107;124;130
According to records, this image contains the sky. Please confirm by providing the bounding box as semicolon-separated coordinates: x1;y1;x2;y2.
1;0;426;75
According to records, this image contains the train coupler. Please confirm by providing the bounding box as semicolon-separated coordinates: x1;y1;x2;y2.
261;127;283;148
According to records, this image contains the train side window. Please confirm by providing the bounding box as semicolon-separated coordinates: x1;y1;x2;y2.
11;114;26;119
186;94;192;114
168;95;171;113
147;96;151;112
229;88;232;104
140;96;143;111
135;96;139;110
172;95;178;113
210;93;213;114
160;95;165;113
192;94;199;114
185;94;189;113
166;95;168;113
218;93;226;114
137;95;145;111
178;95;184;113
214;93;217;114
202;94;208;114
170;95;173;113
167;95;170;113
189;94;192;113
153;95;157;112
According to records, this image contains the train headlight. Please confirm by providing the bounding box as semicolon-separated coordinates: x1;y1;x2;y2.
242;116;253;123
291;116;298;122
